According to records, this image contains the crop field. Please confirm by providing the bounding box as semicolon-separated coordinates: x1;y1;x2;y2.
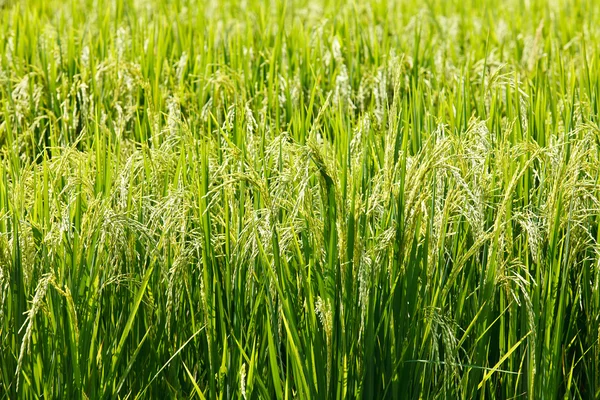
1;0;600;398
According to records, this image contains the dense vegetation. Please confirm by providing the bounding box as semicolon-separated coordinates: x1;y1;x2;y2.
1;0;599;398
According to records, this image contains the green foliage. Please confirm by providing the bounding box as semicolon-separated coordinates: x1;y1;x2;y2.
0;0;599;398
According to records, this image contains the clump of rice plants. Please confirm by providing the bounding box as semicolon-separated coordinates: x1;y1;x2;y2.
0;0;599;398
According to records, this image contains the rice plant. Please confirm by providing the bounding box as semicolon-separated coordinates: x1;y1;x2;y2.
0;0;599;398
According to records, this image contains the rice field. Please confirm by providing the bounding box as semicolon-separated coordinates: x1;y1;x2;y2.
1;0;599;398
